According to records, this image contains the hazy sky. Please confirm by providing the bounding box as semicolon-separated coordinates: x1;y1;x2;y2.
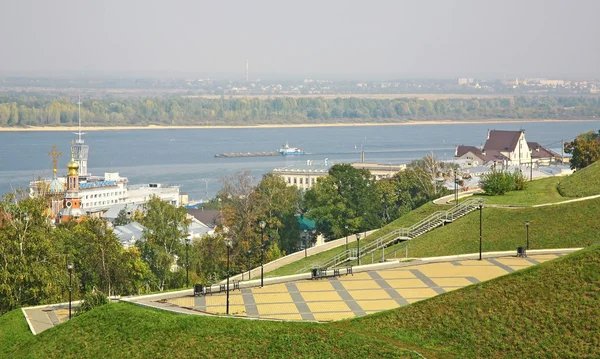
1;0;599;79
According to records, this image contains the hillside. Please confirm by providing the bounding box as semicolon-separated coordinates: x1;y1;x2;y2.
381;196;600;260
2;245;598;358
0;304;435;359
342;244;600;358
558;160;600;197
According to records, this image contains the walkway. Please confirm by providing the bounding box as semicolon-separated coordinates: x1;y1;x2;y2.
146;250;571;322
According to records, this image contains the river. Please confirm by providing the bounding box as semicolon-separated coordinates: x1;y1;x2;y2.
1;121;598;201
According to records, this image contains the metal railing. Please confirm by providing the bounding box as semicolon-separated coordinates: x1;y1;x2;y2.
297;198;484;272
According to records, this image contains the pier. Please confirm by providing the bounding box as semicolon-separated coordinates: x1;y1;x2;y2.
215;151;279;158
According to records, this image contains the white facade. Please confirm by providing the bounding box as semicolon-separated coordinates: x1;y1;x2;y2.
272;168;328;191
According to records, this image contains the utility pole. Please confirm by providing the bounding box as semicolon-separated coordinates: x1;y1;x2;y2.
561;139;564;164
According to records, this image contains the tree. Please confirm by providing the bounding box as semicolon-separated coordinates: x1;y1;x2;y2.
564;130;600;170
0;192;65;314
114;208;131;226
138;196;189;291
303;164;380;240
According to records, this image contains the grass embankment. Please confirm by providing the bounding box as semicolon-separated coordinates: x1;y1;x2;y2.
471;176;570;206
341;243;600;358
3;245;598;358
267;203;441;277
1;304;434;359
0;309;34;356
381;197;600;260
558;160;600;198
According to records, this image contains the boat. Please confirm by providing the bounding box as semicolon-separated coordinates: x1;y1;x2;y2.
278;142;305;155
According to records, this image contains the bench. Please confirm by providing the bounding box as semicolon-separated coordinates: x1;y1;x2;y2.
194;280;240;296
311;266;353;280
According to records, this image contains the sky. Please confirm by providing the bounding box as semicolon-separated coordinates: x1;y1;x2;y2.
1;0;599;79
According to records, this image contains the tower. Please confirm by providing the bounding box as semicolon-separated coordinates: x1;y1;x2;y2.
58;148;85;223
72;96;89;176
245;60;249;82
46;144;65;218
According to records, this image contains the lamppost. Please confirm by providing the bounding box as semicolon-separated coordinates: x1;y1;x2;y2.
185;236;190;288
356;232;361;265
478;200;483;261
67;262;73;319
225;236;232;315
525;220;530;250
345;224;349;251
303;229;308;258
259;220;266;288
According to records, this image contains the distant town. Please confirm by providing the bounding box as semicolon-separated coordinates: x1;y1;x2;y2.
1;75;599;98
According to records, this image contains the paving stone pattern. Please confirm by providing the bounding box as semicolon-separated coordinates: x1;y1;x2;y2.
167;253;560;322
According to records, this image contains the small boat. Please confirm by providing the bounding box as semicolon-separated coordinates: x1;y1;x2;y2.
278;142;305;155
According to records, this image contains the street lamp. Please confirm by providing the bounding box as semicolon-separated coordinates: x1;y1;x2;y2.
525;220;530;250
345;224;349;251
356;232;361;265
478;200;483;261
185;236;190;288
303;229;308;258
67;262;73;319
259;220;266;288
224;236;232;315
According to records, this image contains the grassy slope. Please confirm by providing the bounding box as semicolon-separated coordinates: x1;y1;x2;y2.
0;309;34;356
4;245;598;359
1;304;435;359
267;202;441;277
341;244;600;359
558;160;600;198
388;197;600;259
471;176;569;206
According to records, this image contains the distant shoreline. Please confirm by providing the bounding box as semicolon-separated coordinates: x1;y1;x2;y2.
0;119;599;132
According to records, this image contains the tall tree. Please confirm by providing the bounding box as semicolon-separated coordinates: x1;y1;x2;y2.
138;196;189;291
564;130;600;170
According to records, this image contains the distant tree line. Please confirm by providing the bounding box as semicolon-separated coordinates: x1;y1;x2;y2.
1;95;599;127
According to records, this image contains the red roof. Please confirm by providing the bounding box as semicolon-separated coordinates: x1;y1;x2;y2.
484;130;523;152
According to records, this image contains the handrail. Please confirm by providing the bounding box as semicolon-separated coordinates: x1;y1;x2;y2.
298;198;485;272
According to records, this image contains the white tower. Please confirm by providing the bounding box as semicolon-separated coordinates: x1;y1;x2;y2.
72;95;89;176
245;60;249;82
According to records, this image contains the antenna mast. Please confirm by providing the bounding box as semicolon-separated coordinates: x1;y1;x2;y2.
76;95;84;144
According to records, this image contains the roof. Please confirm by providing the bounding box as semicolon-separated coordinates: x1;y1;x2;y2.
456;145;485;159
297;215;316;231
528;142;562;160
113;221;146;248
102;203;144;220
186;208;220;228
484;130;524;152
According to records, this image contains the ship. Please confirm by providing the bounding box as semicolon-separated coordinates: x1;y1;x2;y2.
278;142;305;155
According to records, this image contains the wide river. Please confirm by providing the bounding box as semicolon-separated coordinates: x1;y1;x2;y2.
1;121;599;202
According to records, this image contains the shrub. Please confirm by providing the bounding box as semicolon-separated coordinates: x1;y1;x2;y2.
76;291;109;316
480;169;527;195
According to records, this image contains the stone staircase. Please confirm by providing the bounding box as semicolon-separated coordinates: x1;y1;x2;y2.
298;198;484;273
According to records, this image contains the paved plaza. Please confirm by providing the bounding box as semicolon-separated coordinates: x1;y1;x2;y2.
164;253;562;322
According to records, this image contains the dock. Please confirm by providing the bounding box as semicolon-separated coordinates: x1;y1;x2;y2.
215;152;280;158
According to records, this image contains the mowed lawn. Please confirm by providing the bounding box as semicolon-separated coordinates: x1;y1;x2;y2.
558;160;600;198
470;176;569;206
391;197;600;259
340;244;600;359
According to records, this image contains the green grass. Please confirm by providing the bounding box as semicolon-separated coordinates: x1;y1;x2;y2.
267;202;441;277
0;309;34;357
386;197;600;259
558;160;600;198
340;243;600;359
3;245;598;358
471;176;570;206
0;303;438;359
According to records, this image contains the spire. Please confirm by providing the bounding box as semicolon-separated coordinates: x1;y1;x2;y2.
74;96;85;144
47;144;63;175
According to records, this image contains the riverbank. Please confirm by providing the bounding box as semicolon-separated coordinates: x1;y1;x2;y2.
1;118;599;132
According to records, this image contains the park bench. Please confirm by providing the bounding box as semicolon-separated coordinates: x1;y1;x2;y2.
194;280;240;296
311;266;353;280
